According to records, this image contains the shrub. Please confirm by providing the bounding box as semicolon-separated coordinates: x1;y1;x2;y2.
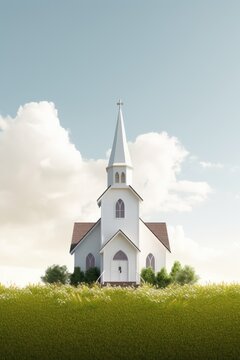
70;267;85;286
176;265;199;285
170;261;182;283
85;267;100;284
156;267;171;288
141;267;156;285
41;264;69;284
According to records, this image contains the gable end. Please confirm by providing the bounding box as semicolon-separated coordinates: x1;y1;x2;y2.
141;219;171;252
70;219;100;253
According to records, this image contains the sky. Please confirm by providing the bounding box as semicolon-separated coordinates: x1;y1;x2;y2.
0;0;240;286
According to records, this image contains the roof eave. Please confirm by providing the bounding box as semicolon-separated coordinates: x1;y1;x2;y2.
140;218;171;253
106;163;133;170
97;185;111;205
129;185;143;201
100;229;140;253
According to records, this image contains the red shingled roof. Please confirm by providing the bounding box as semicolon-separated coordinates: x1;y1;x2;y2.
142;220;171;252
70;219;170;253
70;220;100;252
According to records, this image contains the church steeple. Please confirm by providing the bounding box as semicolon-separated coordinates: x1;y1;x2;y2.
108;101;132;168
107;101;133;186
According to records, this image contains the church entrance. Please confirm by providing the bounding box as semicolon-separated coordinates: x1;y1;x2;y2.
111;250;128;282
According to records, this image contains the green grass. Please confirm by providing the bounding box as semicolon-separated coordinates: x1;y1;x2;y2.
0;283;239;360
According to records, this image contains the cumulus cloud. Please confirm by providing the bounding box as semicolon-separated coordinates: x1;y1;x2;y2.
130;133;211;217
0;102;104;279
0;101;212;285
0;120;6;130
167;226;240;283
200;161;224;169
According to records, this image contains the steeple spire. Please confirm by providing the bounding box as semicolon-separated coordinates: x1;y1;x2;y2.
108;101;132;168
107;101;133;186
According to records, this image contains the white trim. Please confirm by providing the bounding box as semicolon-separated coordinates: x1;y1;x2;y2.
100;230;140;253
97;185;142;206
106;163;133;170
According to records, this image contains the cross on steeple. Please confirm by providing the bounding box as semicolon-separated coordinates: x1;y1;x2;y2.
117;99;123;109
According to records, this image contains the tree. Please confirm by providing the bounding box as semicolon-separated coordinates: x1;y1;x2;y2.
70;267;85;286
175;265;199;285
140;267;156;285
41;264;69;284
84;267;100;284
156;267;171;288
170;261;182;283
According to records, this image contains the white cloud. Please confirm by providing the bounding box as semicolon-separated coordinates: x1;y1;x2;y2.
131;133;211;216
0;102;212;285
0;116;10;130
0;102;104;280
167;225;240;283
200;161;224;169
230;165;240;173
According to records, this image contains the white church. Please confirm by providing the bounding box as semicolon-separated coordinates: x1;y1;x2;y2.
70;102;170;285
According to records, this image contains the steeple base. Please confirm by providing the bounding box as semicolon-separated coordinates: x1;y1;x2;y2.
107;164;133;187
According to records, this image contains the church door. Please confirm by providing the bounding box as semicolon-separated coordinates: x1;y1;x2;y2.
111;250;128;282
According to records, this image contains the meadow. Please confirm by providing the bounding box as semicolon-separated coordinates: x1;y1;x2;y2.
0;283;239;360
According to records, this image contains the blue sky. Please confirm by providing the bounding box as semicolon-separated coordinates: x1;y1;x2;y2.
1;0;240;160
0;1;240;284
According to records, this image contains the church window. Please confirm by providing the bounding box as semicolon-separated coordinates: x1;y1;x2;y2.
113;250;128;260
115;172;120;183
146;253;155;271
116;199;125;218
86;253;95;270
121;172;126;183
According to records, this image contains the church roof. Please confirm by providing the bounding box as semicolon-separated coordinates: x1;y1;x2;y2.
70;220;100;253
70;220;170;253
141;219;171;252
108;104;132;168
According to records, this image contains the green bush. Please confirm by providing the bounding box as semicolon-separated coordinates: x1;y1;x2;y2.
84;267;100;284
141;261;199;288
156;267;171;288
41;264;69;284
170;260;182;282
70;267;85;286
141;267;156;284
175;265;199;285
169;261;199;286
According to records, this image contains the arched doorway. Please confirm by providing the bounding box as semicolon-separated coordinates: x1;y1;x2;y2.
111;250;128;281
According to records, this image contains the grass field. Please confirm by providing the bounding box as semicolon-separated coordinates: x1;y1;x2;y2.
0;283;239;360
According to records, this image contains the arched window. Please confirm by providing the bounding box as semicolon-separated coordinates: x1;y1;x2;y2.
116;199;125;218
113;250;128;260
115;172;120;183
86;253;95;270
121;172;126;183
146;253;155;271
